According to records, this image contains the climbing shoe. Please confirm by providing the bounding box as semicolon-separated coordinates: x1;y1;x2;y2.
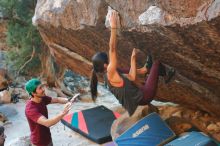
145;55;153;69
165;68;175;84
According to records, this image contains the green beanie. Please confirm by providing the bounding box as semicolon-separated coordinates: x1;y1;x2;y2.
25;78;41;95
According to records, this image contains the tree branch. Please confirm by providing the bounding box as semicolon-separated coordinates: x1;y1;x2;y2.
17;46;35;76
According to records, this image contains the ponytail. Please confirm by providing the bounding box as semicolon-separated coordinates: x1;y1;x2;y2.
90;52;108;101
90;69;98;101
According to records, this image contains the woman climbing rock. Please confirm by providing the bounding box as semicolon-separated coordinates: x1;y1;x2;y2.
90;10;175;116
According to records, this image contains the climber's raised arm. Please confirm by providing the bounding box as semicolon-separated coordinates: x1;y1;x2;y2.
108;11;119;76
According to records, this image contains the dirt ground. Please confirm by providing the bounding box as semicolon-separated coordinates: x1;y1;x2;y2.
4;87;121;146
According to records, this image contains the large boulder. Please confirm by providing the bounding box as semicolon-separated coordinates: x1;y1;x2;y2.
33;0;220;118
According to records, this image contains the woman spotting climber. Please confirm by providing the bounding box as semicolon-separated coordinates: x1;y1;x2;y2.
90;11;175;116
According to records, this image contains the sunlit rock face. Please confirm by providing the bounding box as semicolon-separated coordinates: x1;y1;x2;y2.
33;0;220;118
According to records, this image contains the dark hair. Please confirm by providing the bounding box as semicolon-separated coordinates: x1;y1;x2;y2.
90;52;108;101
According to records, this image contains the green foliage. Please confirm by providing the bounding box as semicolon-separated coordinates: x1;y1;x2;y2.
0;0;42;75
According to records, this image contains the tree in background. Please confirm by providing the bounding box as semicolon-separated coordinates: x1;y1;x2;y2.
0;0;42;75
0;0;72;96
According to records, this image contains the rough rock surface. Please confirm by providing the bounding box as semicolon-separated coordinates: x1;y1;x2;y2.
33;0;220;118
159;106;220;141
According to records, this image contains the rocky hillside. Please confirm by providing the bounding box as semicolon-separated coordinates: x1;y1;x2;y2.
33;0;220;118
